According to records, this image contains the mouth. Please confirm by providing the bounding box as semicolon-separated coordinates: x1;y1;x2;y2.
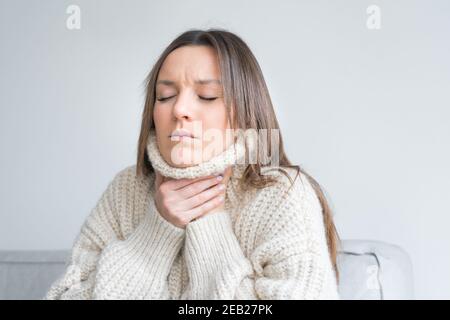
169;129;197;141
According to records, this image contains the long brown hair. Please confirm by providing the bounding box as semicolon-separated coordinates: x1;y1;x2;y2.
136;28;341;282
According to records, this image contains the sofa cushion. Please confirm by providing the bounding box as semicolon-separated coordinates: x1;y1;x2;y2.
0;240;414;300
0;250;67;300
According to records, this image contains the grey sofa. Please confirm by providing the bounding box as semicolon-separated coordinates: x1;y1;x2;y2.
0;239;414;300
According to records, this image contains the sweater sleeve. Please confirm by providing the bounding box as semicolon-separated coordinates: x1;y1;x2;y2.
181;173;340;300
44;167;185;300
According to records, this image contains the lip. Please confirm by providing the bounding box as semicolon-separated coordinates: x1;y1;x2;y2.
170;129;197;140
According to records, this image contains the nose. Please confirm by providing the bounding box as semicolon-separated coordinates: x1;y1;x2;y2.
172;93;194;121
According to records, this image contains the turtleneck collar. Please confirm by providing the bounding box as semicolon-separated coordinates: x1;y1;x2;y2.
146;129;254;180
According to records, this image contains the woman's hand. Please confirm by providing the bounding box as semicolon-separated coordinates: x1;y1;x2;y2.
153;170;228;229
204;166;232;216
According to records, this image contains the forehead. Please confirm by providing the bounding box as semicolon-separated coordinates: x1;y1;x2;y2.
157;45;221;83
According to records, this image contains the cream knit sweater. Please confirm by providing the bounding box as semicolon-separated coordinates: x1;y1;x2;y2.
45;130;340;300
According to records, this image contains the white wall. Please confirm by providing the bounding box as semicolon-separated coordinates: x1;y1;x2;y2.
1;0;449;299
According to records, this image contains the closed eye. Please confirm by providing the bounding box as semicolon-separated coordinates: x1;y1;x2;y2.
156;95;218;102
199;96;218;101
156;95;176;102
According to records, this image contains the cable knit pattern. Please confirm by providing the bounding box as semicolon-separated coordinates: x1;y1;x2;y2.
45;132;340;300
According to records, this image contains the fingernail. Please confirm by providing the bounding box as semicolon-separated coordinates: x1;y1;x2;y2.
216;175;223;181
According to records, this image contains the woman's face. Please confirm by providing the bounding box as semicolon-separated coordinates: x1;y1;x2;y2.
153;45;234;168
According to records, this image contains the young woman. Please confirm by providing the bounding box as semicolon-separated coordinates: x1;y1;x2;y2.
45;29;341;300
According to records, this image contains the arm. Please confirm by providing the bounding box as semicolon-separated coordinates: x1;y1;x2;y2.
181;174;340;300
45;167;185;300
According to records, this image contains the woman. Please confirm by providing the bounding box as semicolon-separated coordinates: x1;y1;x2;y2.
45;29;341;300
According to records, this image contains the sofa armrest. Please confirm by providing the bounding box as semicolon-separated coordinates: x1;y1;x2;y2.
337;239;414;299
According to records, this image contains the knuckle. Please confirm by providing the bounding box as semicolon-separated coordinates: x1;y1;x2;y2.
161;198;170;209
172;214;182;224
178;215;189;226
159;184;167;193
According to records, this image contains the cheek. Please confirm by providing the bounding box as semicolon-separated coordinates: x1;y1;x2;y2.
153;104;173;135
201;105;229;131
153;105;170;123
200;105;233;157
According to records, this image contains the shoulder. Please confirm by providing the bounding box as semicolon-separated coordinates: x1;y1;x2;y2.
108;164;155;195
108;163;156;203
98;164;155;235
245;166;330;254
109;164;144;186
75;164;157;252
259;166;321;209
250;166;325;236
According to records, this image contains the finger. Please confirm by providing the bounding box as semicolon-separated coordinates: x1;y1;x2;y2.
178;175;224;199
185;193;225;221
183;182;226;209
165;173;220;191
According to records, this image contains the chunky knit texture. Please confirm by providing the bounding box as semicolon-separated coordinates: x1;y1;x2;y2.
146;129;252;179
45;131;340;300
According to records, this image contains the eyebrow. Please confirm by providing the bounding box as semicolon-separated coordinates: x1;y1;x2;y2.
156;79;222;86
